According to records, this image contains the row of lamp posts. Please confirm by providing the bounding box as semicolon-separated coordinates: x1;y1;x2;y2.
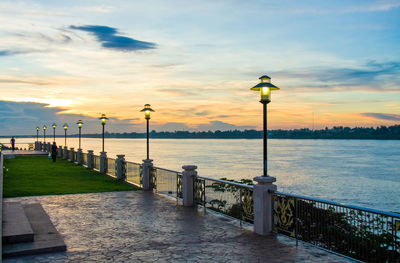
33;75;278;235
34;104;155;162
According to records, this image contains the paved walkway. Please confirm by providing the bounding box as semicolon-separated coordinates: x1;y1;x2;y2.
4;191;349;262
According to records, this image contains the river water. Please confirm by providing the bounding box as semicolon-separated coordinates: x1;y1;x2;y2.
2;137;399;213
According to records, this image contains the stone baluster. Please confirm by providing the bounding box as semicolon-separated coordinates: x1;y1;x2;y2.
100;152;107;173
76;148;83;165
141;159;153;191
69;148;75;162
116;155;126;180
63;146;68;159
87;150;94;169
182;165;197;207
253;176;277;235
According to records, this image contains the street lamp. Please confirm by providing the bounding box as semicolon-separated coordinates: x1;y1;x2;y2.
52;123;57;142
140;104;155;160
36;126;40;142
63;123;68;146
43;125;47;142
77;120;83;149
99;114;108;152
250;75;279;177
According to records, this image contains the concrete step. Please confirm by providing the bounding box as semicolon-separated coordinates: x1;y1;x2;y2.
2;202;34;244
3;203;67;258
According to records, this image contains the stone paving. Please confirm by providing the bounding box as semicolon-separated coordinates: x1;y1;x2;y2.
3;191;350;262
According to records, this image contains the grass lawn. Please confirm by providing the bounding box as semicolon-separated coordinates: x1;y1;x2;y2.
3;156;139;197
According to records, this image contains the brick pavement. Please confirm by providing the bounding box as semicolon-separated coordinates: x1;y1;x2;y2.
3;191;350;262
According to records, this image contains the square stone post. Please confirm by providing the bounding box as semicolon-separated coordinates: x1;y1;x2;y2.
69;148;75;162
182;165;197;207
116;155;126;181
39;142;42;151
87;150;94;169
100;152;107;174
43;142;46;152
57;146;62;157
141;159;153;191
76;149;83;165
253;176;277;235
47;143;51;152
63;146;68;159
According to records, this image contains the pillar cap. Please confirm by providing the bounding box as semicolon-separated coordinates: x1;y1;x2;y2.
100;151;107;155
87;150;94;153
182;165;197;170
143;159;153;163
253;176;276;184
117;154;125;158
70;147;74;150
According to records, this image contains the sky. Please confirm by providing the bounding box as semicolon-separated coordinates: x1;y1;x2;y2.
0;0;399;135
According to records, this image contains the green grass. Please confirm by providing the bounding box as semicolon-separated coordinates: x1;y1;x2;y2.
3;156;139;197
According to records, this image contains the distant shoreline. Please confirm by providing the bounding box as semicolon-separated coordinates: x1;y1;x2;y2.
2;125;399;140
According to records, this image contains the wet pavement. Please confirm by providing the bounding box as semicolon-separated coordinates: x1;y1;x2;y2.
3;191;350;262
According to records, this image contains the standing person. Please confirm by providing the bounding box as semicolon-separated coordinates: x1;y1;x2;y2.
51;142;58;162
10;137;15;151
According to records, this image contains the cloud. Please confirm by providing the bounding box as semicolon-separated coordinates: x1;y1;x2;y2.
0;49;44;56
69;25;156;51
275;60;400;91
0;101;139;135
360;113;400;121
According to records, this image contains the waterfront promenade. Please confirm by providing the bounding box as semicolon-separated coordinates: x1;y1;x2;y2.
3;191;348;262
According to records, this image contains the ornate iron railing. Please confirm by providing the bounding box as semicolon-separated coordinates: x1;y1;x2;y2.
82;152;88;165
194;177;254;223
149;166;157;189
93;155;100;170
177;173;182;199
107;158;116;176
152;166;181;199
272;191;400;262
126;161;142;186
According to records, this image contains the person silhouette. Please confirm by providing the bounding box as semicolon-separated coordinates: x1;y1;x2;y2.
51;142;58;162
10;137;15;151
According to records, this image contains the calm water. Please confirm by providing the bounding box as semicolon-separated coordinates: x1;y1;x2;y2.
2;138;400;212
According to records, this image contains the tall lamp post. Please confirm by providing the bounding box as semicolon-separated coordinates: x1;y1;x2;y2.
77;120;83;149
250;75;279;177
43;125;47;143
63;123;68;146
36;126;40;142
99;114;108;152
140;104;155;160
52;123;57;142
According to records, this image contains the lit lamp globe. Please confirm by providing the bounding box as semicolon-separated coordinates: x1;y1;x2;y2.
77;120;83;128
63;123;68;130
251;75;280;103
140;104;155;119
99;114;108;125
52;123;57;129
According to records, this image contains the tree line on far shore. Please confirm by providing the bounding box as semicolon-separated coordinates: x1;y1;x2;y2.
3;124;400;140
76;124;400;139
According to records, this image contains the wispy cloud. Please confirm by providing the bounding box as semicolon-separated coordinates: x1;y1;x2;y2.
0;49;45;56
275;60;400;91
361;113;400;121
69;25;156;51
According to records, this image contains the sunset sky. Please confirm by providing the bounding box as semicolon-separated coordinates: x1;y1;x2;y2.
1;0;399;135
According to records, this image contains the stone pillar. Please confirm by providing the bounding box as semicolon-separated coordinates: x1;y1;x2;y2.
253;176;277;235
100;152;107;173
38;142;42;151
76;148;83;165
42;142;46;152
182;165;197;207
63;146;68;159
69;148;75;162
58;146;63;157
116;155;126;180
87;150;94;169
34;142;38;150
141;159;153;191
47;143;51;152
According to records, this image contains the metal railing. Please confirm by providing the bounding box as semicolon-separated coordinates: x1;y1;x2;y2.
93;155;100;170
272;191;400;262
126;161;142;186
107;158;116;176
194;177;254;223
152;166;182;199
